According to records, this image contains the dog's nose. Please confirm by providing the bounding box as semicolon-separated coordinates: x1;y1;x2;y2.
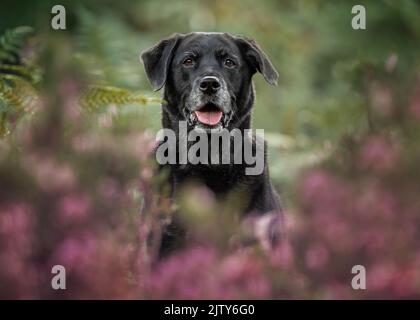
199;76;221;94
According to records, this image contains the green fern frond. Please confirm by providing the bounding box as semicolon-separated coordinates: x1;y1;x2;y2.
0;74;38;137
80;85;162;111
0;26;38;138
0;112;9;137
0;74;38;109
0;64;38;83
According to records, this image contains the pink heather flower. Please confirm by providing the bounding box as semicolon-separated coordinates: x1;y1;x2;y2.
49;233;139;299
270;241;294;268
145;246;270;299
391;267;419;298
356;186;398;221
129;131;156;161
368;263;396;292
410;88;420;119
301;170;334;203
71;134;100;153
60;79;81;120
58;193;91;224
0;203;33;255
370;83;393;117
325;282;353;299
145;246;216;299
359;135;400;172
24;155;76;192
220;251;270;298
304;243;329;271
53;234;98;274
98;177;121;200
0;203;38;298
300;169;351;224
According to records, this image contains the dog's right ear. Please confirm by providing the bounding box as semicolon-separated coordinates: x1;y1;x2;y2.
140;34;182;91
233;36;279;86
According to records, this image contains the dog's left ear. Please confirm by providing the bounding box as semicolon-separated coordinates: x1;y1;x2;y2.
140;33;182;91
234;36;279;86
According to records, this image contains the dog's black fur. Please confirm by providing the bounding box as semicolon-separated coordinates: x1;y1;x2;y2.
141;32;282;255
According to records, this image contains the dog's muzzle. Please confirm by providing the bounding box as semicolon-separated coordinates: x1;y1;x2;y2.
184;76;233;130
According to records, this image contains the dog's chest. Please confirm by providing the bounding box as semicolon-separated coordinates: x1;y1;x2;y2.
170;164;239;193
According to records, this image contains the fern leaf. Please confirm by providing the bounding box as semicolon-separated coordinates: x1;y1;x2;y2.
0;74;38;109
0;112;9;137
0;26;34;65
0;64;37;83
0;26;37;138
80;85;162;111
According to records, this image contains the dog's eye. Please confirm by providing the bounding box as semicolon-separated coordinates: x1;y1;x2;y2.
182;57;195;67
224;58;236;68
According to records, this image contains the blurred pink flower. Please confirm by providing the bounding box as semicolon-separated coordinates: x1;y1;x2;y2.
0;203;38;298
52;233;98;274
98;177;121;200
270;241;294;268
0;203;33;256
301;170;334;203
370;83;394;117
410;87;420;119
145;246;270;299
359;135;400;172
49;232;138;299
60;79;82;120
24;155;76;192
305;243;329;271
58;193;91;224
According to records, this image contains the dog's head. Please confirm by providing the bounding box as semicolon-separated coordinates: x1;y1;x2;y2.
141;32;278;131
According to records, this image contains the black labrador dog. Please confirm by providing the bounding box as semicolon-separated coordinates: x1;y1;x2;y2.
141;32;282;255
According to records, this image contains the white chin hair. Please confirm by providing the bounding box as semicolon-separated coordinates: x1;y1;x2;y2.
193;122;223;132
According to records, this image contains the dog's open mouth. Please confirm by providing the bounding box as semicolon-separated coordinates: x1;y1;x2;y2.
184;102;233;130
185;102;226;129
194;103;223;126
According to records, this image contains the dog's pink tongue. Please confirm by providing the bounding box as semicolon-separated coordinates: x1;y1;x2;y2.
194;110;223;126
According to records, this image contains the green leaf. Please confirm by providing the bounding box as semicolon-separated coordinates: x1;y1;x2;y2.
80;85;162;111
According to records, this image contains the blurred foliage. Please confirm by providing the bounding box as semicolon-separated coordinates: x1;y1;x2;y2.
0;0;418;209
2;0;419;200
0;25;160;137
0;26;39;136
0;0;420;299
80;85;162;111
